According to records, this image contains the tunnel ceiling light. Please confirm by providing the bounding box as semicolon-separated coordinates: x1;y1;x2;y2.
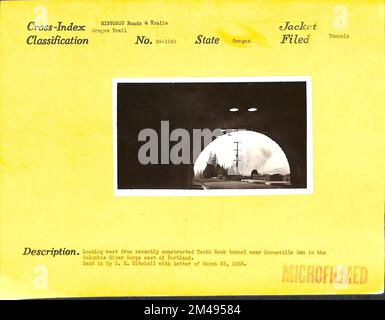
248;107;258;112
229;107;239;112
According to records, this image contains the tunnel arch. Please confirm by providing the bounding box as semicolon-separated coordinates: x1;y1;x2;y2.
193;130;290;180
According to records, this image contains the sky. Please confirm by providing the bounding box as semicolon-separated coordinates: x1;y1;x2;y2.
193;130;290;176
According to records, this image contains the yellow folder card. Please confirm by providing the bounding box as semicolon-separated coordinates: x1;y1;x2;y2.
0;0;383;298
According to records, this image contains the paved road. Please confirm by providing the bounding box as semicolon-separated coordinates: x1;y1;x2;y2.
201;180;284;189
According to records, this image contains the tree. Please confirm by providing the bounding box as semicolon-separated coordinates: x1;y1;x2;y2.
202;163;216;178
211;153;217;166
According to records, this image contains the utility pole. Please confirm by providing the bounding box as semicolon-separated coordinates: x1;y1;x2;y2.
233;141;241;175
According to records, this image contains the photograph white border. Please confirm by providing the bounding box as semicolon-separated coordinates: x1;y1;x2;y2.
112;76;313;196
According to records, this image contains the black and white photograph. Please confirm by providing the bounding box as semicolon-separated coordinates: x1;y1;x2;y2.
113;77;312;195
